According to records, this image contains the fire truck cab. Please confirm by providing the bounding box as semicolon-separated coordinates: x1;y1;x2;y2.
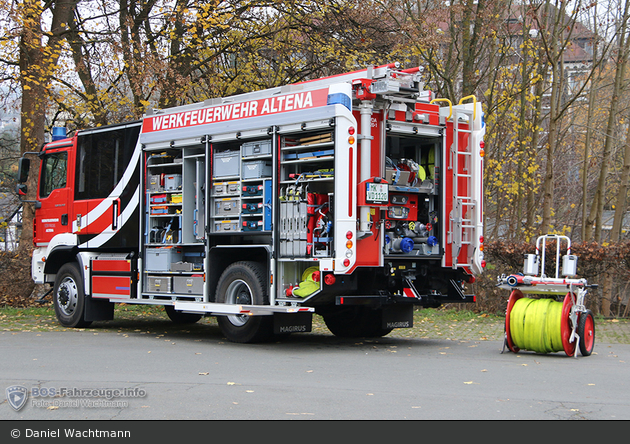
18;63;485;342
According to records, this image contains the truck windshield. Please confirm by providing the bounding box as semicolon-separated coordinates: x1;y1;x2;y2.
39;151;67;198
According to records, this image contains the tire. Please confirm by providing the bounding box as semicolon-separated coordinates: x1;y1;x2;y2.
53;262;92;328
215;261;273;343
323;306;393;338
164;305;202;324
578;310;595;356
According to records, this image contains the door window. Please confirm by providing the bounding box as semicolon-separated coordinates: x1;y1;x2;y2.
39;152;68;198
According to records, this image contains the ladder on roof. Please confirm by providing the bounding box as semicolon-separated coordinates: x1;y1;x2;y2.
448;107;477;269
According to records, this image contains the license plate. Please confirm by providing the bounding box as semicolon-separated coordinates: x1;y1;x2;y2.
365;182;388;204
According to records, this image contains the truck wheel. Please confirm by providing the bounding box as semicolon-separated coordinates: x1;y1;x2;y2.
578;310;595;356
215;261;273;343
164;305;202;324
53;262;92;328
323;306;393;338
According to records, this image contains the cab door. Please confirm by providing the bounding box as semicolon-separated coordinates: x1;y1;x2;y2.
73;124;141;248
34;147;73;245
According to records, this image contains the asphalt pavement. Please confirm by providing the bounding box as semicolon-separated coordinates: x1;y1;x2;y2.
1;327;629;421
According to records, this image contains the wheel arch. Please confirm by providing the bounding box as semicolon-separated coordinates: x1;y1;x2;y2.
43;246;80;276
207;245;271;302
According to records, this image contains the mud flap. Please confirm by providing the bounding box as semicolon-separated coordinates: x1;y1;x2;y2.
273;312;313;334
84;297;114;322
382;304;414;329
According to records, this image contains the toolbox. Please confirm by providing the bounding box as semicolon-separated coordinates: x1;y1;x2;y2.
242;220;263;231
151;194;167;204
147;276;172;293
148;175;162;192
213;220;240;233
173;275;204;295
242;202;263;214
213;181;240;196
214;197;240;216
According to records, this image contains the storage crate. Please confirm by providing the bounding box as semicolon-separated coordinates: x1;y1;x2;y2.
213;150;240;177
169;194;183;204
170;261;193;272
147;276;172;293
165;174;182;191
145;247;183;271
173;276;204;295
242;160;272;179
213;220;240;233
214;197;240;216
242;140;272;157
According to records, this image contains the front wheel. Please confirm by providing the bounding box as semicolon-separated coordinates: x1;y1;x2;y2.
215;261;273;343
578;310;595;356
53;262;91;328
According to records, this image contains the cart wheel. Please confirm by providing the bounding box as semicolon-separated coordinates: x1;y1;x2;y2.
560;293;577;357
505;289;523;353
577;310;595;356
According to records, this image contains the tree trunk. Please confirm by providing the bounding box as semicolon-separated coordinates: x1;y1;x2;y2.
17;0;78;253
611;117;630;241
587;0;630;242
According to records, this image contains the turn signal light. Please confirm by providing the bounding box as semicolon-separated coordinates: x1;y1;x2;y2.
348;136;355;145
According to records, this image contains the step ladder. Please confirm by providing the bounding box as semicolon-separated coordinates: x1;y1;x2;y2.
448;107;477;269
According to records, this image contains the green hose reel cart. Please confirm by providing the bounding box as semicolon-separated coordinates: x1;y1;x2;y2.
497;234;597;357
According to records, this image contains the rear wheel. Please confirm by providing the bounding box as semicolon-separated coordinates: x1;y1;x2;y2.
323;306;393;338
578;310;595;356
215;261;273;343
164;305;202;324
53;262;91;328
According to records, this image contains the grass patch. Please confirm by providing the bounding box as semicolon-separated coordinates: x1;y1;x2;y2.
1;303;628;344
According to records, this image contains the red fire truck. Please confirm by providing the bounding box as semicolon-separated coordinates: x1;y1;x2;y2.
17;63;486;342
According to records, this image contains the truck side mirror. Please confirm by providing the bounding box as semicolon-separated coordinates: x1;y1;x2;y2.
16;183;27;196
17;157;30;183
